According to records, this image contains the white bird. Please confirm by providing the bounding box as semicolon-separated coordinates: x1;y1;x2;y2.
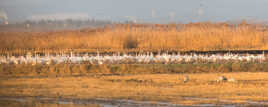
217;76;228;82
183;75;189;83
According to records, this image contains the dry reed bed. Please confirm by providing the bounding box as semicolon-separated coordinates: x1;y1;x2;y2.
1;23;268;53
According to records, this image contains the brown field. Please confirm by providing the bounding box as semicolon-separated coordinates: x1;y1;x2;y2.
1;22;268;54
1;72;268;106
1;63;268;77
1;63;268;106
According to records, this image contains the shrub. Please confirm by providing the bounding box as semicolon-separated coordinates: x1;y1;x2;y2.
123;35;138;49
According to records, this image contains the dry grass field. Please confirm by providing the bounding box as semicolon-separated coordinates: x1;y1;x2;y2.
1;22;268;54
1;63;268;77
1;72;268;106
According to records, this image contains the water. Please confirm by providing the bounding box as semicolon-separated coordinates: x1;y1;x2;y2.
0;96;182;107
0;96;267;107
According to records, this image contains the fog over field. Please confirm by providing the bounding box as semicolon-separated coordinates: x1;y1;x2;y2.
1;0;268;23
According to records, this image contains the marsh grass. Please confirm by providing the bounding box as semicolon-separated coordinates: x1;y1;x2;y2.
1;62;268;77
1;22;268;54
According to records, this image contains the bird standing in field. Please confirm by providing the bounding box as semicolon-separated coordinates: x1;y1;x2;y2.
217;76;228;82
183;75;189;83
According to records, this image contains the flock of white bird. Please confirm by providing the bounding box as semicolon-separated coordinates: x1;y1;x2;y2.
0;52;266;65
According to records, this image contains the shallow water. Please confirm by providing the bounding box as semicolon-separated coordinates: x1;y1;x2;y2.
0;97;181;107
1;96;267;107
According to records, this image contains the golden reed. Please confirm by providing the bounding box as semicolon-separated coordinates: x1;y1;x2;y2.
1;22;268;53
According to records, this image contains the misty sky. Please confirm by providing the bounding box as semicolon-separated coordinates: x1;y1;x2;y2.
1;0;268;23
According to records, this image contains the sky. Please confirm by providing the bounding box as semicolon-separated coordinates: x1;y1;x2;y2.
1;0;268;23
